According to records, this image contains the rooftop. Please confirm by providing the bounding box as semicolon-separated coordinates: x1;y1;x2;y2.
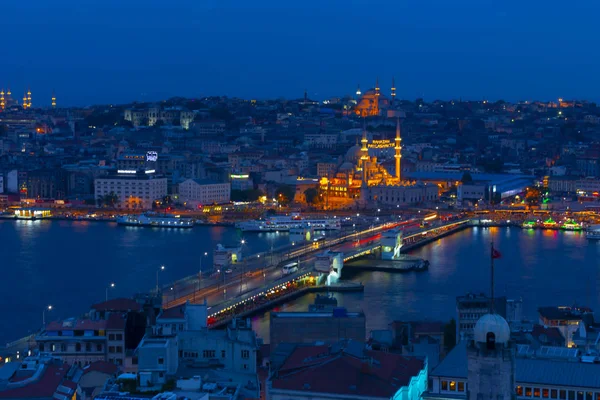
43;313;126;333
432;340;600;388
91;298;142;312
157;306;185;320
0;359;77;399
271;344;425;398
538;306;593;321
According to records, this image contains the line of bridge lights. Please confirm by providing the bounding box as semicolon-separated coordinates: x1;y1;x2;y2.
208;273;314;319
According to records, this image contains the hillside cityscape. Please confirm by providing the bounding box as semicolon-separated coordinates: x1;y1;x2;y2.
1;82;600;400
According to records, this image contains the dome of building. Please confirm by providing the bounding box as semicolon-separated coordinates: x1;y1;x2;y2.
474;313;510;344
345;144;363;162
339;161;355;172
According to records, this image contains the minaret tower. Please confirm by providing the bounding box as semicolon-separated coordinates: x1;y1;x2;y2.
391;77;396;104
27;88;32;108
394;118;402;181
375;77;380;97
22;91;28;109
356;84;361;97
51;91;56;108
0;89;5;110
360;126;369;162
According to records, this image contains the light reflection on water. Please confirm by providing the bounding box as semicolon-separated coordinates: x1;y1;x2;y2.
250;227;599;343
0;220;293;343
1;221;598;345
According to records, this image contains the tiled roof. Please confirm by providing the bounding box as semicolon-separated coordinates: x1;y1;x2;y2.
82;361;118;376
45;314;125;332
91;298;142;312
272;347;424;397
45;319;107;331
0;363;70;399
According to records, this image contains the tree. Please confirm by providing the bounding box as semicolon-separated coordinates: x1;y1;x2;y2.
443;318;457;352
304;188;319;205
275;185;295;205
525;187;541;206
103;192;119;208
461;172;473;184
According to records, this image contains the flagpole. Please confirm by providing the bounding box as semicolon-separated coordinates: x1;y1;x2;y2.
490;241;495;314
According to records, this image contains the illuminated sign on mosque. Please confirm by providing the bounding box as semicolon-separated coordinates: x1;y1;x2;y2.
146;151;158;162
367;140;394;149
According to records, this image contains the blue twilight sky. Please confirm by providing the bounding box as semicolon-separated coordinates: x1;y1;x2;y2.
2;0;600;106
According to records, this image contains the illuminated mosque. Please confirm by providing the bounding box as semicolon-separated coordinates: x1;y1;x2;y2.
353;77;395;117
320;118;439;208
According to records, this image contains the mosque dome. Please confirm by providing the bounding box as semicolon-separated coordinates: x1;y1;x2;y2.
345;144;363;163
339;161;355;172
474;313;510;344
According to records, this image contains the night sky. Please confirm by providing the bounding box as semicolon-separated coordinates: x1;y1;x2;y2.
2;0;599;106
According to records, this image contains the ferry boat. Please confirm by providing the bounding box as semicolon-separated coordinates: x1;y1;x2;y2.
541;218;558;229
560;219;582;231
522;220;537;229
236;213;341;232
586;225;600;240
116;213;194;228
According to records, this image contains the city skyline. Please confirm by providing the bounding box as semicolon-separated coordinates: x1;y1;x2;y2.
3;0;600;106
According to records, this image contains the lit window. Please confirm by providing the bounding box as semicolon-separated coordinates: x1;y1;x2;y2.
526;388;532;397
458;382;465;392
543;389;549;398
450;381;456;391
517;387;523;396
441;381;448;391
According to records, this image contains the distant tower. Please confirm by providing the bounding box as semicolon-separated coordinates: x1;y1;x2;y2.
394;118;402;180
27;88;32;108
304;89;307;104
356;84;362;97
391;77;396;104
0;89;5;110
22;91;28;109
51;91;56;108
375;77;380;97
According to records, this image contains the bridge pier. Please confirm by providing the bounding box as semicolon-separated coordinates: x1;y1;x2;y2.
381;228;403;260
315;250;344;285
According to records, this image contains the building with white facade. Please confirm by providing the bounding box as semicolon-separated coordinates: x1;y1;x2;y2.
178;179;230;206
124;107;195;129
137;302;259;390
95;172;167;209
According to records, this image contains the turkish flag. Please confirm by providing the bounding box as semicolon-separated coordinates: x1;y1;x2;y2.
492;249;502;259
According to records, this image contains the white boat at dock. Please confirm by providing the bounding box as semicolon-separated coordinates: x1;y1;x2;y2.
116;213;194;228
236;213;340;232
586;224;600;240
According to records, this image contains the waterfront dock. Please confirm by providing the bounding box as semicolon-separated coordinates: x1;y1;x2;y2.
344;255;428;272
